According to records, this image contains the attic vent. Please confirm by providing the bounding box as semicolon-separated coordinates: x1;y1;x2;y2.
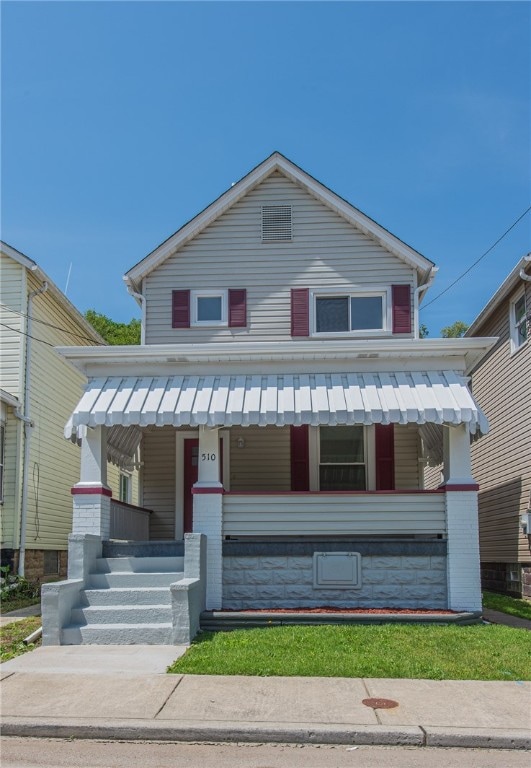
262;205;292;242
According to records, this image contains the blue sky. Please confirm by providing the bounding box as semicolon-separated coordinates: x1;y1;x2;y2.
2;1;529;336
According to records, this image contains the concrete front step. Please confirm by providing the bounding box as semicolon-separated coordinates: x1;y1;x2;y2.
88;572;183;589
102;540;184;558
82;587;172;606
71;604;172;625
62;622;173;645
94;556;184;574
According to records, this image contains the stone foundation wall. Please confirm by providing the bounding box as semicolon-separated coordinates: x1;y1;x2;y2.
481;561;531;599
4;549;68;584
222;540;448;610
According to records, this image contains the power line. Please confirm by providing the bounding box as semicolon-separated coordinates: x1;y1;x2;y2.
0;303;106;345
421;205;531;311
0;321;56;348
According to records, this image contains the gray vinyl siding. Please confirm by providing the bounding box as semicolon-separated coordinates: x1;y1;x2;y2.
144;172;415;344
229;426;291;491
142;426;176;539
0;254;25;399
470;280;531;564
394;425;420;490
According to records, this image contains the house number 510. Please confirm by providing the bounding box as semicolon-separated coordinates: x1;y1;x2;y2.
201;453;216;461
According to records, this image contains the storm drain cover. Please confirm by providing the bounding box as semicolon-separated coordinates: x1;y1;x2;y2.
362;697;399;709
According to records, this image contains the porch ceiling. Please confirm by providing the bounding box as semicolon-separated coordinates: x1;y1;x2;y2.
65;371;488;449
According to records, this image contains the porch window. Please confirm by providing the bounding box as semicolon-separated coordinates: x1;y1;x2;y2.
319;426;366;491
510;292;528;352
191;290;227;326
119;471;132;503
314;290;389;335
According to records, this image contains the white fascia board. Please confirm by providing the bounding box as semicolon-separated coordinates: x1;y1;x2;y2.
55;337;497;377
466;254;531;337
124;153;434;289
0;389;21;409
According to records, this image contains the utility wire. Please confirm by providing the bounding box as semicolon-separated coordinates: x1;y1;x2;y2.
421;205;531;311
0;303;106;345
0;321;58;348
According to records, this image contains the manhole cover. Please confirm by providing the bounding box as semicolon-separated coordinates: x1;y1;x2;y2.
362;697;399;709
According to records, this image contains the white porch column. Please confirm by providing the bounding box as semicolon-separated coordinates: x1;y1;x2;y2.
443;424;481;612
71;426;112;539
192;426;223;610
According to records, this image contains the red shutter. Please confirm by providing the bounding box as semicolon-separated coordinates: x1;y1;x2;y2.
291;288;310;337
228;289;247;328
172;290;190;328
375;424;395;491
290;425;310;491
392;285;411;334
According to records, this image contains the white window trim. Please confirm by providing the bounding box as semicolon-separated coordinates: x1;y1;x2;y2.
309;425;375;491
119;470;132;504
509;289;528;354
310;286;392;338
190;290;228;327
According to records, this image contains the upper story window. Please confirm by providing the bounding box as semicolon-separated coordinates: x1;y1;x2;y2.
312;288;391;336
261;205;292;242
510;291;528;352
191;290;228;327
119;471;131;504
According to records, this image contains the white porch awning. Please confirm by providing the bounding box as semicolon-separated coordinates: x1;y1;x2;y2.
65;371;488;443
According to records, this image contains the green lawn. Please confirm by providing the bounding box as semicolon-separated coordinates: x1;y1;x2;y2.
0;617;42;662
483;591;531;621
1;595;41;614
169;624;531;681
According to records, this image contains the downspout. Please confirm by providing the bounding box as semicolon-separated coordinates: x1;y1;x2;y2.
519;253;531;282
126;284;146;344
414;267;438;338
18;280;48;577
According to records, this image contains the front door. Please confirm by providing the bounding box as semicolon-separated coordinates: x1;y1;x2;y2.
183;437;224;534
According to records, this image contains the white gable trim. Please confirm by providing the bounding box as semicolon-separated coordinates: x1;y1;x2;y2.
124;153;435;289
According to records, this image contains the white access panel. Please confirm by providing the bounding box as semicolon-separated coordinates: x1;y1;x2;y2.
313;552;362;589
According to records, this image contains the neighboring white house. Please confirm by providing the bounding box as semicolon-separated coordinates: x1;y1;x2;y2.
466;255;531;598
42;153;495;645
0;242;138;583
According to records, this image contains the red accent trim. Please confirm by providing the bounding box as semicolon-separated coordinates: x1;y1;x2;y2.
192;486;224;494
71;486;112;497
291;288;309;337
392;285;412;334
290;425;310;491
172;289;190;328
375;424;395;491
224;489;445;496
440;483;480;492
228;289;247;328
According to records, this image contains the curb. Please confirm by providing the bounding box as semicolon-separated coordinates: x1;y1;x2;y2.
2;719;530;750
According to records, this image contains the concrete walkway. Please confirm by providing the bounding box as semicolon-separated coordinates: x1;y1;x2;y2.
482;608;531;631
0;604;41;627
0;646;529;750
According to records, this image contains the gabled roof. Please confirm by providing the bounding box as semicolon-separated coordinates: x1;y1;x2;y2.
466;254;531;336
0;240;106;346
124;152;435;291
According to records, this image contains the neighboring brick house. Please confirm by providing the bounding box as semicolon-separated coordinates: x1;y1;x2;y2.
41;153;495;645
466;255;531;599
0;242;138;583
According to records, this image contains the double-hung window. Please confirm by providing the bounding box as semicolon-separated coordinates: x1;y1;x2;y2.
313;289;390;336
119;472;132;504
510;291;528;352
191;290;227;327
319;426;366;491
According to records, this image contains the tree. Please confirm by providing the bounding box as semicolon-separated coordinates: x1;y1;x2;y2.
419;323;429;338
440;320;469;338
85;310;141;345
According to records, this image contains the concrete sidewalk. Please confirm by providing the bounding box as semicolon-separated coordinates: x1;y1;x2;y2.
1;646;530;750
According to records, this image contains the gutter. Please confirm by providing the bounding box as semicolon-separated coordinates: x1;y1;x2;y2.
18;280;48;577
